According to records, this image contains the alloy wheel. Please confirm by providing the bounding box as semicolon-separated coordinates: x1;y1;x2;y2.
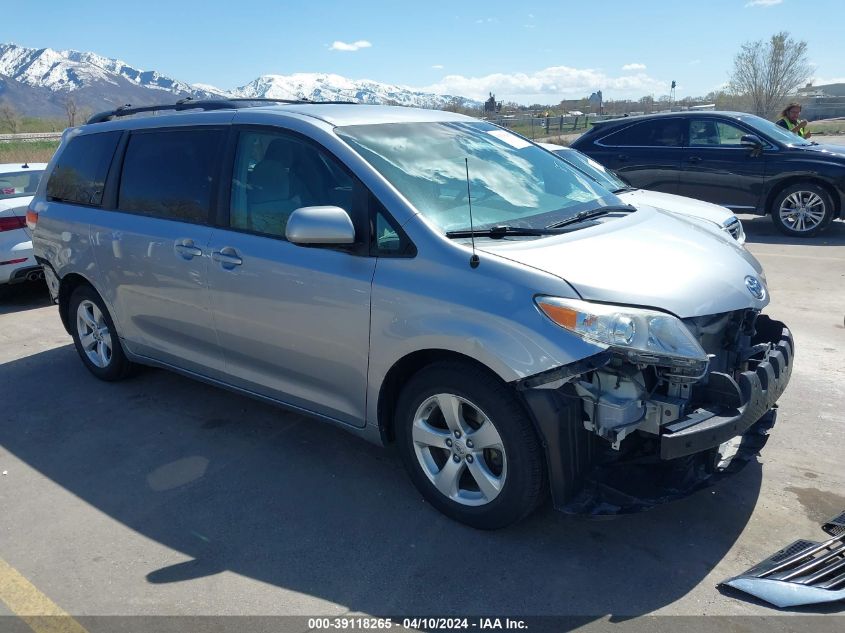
778;191;827;233
411;393;507;506
76;299;113;368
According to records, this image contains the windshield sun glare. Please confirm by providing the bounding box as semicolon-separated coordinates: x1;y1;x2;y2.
337;121;619;233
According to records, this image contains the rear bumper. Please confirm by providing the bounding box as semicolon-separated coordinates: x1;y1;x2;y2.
6;265;43;284
660;316;793;459
0;234;35;285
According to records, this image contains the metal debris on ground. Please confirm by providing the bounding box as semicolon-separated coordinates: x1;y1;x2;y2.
719;511;845;607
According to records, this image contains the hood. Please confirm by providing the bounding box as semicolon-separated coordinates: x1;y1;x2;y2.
616;188;734;227
800;143;845;159
476;206;767;318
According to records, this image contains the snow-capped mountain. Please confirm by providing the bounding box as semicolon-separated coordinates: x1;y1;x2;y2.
231;73;475;109
0;43;477;118
0;43;218;98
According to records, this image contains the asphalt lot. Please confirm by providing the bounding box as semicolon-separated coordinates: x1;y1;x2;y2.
1;214;844;630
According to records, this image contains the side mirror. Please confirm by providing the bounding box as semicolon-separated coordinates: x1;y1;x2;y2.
285;206;356;245
740;134;764;148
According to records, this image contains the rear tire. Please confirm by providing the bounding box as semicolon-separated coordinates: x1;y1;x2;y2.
69;285;134;381
394;362;546;529
770;183;834;237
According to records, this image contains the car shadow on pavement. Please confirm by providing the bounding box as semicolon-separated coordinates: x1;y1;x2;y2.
739;214;845;247
0;345;765;617
0;280;51;315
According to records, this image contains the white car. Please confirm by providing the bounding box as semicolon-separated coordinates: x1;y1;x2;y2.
0;162;47;288
540;144;745;245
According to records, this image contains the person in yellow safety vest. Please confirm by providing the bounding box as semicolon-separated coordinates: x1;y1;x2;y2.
776;102;812;139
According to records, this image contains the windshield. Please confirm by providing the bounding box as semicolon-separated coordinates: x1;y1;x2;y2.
0;170;44;200
336;121;618;232
550;148;628;191
740;113;813;146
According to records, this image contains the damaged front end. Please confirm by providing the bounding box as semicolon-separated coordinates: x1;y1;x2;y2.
520;301;794;514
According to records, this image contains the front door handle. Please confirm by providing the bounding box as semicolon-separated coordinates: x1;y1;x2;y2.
687;156;702;164
174;239;203;259
617;153;629;161
212;247;243;269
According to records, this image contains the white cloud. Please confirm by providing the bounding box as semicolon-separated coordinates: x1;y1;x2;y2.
689;59;702;65
475;17;498;24
329;40;372;52
431;64;444;69
423;65;667;103
622;63;646;71
745;0;783;7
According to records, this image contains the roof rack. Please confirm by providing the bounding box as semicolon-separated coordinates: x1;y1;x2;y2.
86;97;359;124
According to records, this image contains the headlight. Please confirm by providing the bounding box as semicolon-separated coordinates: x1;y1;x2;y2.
535;296;708;369
722;216;746;246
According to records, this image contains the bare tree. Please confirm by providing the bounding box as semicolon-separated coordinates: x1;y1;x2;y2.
78;107;93;126
65;96;78;127
729;31;811;119
0;103;21;134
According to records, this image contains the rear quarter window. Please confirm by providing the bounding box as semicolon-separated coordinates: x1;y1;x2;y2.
599;119;684;147
46;131;122;206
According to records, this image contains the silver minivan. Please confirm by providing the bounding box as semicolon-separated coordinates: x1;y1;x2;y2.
31;101;793;528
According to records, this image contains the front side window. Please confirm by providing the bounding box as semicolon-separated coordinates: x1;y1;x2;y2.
118;128;225;223
600;119;684;147
739;113;812;146
229;131;353;238
46;131;121;206
0;170;44;200
689;120;747;146
337;121;614;233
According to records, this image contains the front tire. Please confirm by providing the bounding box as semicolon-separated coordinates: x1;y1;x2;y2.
69;285;134;381
770;183;834;237
395;362;546;529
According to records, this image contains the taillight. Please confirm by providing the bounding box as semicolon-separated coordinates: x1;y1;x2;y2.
0;258;28;266
0;216;27;232
25;209;38;231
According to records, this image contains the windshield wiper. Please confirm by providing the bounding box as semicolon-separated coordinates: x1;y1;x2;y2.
445;225;557;239
612;186;637;194
446;205;637;239
545;204;636;229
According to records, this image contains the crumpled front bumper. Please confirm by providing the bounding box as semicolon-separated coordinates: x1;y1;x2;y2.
518;314;794;515
660;315;794;460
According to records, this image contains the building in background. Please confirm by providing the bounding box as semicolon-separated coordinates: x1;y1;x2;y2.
795;83;845;120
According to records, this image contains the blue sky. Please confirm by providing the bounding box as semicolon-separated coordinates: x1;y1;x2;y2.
4;0;844;103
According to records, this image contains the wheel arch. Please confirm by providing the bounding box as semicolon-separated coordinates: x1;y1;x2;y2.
764;176;841;219
377;349;519;444
57;272;96;334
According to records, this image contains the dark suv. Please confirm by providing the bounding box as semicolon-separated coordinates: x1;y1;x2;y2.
572;111;845;237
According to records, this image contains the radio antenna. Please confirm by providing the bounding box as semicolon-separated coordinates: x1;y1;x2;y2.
465;158;480;269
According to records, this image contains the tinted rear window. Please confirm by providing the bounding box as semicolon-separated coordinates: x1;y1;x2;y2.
600;119;684;147
118;128;225;223
46;131;121;206
0;170;44;200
